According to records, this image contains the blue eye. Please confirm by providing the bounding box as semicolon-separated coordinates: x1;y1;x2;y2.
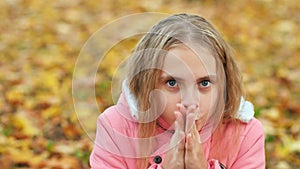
200;80;211;87
166;80;177;87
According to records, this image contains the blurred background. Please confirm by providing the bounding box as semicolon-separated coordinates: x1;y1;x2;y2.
0;0;299;168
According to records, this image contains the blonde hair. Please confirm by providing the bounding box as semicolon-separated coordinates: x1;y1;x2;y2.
126;13;243;168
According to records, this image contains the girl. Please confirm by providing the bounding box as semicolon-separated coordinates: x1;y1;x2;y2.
90;13;265;169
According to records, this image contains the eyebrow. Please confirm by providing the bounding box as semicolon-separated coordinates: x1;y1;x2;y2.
197;75;217;82
160;74;217;82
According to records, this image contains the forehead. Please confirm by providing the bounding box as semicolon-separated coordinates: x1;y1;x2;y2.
162;45;216;78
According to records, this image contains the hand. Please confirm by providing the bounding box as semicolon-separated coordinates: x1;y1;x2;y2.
162;104;208;169
162;110;185;169
184;108;208;169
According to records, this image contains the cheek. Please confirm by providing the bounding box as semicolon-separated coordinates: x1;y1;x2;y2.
199;93;212;114
197;93;215;130
199;86;219;113
160;92;181;125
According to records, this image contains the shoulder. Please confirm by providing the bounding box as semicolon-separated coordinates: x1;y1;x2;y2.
235;118;265;159
231;119;266;168
218;118;265;155
239;117;265;147
220;118;265;167
223;118;264;142
97;105;138;132
222;117;264;138
99;106;123;125
240;118;264;138
92;106;139;167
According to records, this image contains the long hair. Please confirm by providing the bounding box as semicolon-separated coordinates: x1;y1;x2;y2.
125;13;243;168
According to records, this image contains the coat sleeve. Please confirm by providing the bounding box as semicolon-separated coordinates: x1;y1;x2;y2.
90;143;127;169
231;119;266;169
89;109;129;169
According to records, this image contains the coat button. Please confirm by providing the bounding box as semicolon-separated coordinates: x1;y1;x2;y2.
219;162;226;169
154;155;162;164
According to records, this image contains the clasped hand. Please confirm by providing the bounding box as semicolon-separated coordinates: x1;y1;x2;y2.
162;104;208;169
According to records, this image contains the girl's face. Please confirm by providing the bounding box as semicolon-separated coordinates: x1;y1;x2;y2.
158;45;218;131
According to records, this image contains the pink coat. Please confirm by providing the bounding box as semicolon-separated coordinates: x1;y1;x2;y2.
90;91;265;169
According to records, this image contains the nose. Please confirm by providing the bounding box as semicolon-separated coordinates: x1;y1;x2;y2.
182;100;199;110
181;87;199;109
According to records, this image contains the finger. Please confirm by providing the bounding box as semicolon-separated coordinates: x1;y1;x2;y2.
168;123;185;151
191;122;201;143
169;111;186;151
185;133;193;151
164;130;185;168
186;122;199;144
185;130;207;168
175;120;186;150
185;112;196;134
185;124;200;151
185;138;207;169
187;104;197;111
178;130;186;151
171;118;185;149
185;121;207;169
185;105;198;132
174;111;184;132
176;103;187;113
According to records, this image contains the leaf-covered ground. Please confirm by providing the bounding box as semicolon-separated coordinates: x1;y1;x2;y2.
0;0;299;168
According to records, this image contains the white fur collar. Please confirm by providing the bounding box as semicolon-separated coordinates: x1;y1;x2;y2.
123;81;139;119
235;97;255;123
122;81;254;123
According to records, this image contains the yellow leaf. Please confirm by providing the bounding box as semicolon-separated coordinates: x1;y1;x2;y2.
41;106;61;119
11;111;40;136
5;88;24;105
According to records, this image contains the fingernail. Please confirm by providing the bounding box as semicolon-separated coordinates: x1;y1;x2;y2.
174;111;180;118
